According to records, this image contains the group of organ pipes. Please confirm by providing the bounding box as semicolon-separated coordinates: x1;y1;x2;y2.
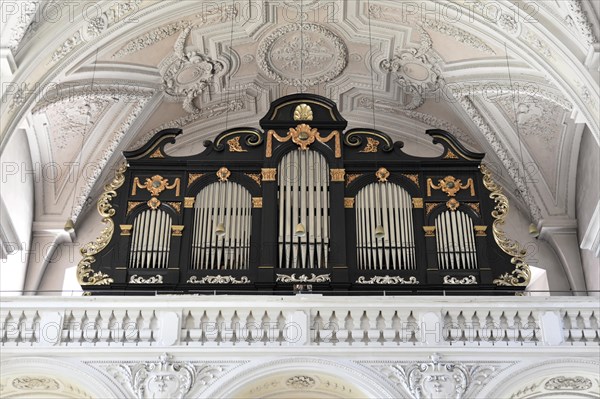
78;94;529;294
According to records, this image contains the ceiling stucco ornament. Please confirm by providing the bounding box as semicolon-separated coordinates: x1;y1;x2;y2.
49;0;143;64
381;27;443;99
379;354;498;399
11;377;60;390
566;0;598;45
450;82;573;111
6;1;39;49
159;26;226;113
544;376;593;390
458;96;542;221
72;99;150;220
112;4;235;58
283;0;321;9
368;4;496;55
0;375;94;399
257;23;348;88
286;375;317;389
522;30;553;59
496;96;564;150
42;97;112;150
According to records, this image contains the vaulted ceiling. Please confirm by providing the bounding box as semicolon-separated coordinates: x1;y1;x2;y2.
1;0;598;230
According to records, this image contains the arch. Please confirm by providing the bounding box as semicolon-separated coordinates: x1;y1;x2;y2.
269;139;339;169
479;358;600;399
187;172;261;199
0;357;125;399
203;357;401;399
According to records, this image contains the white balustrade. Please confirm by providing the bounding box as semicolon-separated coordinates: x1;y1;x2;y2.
1;296;598;348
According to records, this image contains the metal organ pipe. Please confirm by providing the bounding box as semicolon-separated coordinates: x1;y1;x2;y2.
355;183;416;270
278;149;330;269
129;209;172;269
192;181;252;270
435;210;478;270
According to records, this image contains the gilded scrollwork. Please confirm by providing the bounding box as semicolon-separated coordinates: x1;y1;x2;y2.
245;173;262;186
481;164;531;286
77;163;128;285
359;137;379;153
345;173;363;186
127;201;144;215
402;173;420;187
266;124;341;158
132;175;180;197
188;173;204;187
427;176;474;197
227;136;247;152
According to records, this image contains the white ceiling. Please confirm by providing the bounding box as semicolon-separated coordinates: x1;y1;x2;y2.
1;0;598;228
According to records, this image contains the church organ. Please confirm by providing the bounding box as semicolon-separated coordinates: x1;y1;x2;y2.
77;94;530;294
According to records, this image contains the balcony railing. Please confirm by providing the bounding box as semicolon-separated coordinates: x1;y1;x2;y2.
1;295;598;349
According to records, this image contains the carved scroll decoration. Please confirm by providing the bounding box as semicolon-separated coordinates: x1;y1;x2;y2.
130;275;164;284
276;273;331;283
481;164;531;286
356;276;419;284
187;275;251;284
77;163;128;285
443;275;477;284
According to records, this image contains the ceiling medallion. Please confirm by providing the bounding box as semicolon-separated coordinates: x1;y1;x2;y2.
257;23;348;88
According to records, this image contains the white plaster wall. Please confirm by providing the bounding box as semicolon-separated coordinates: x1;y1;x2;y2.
0;128;34;294
503;203;568;293
575;125;600;295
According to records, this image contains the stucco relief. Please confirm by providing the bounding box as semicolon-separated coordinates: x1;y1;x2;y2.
381;27;443;102
106;353;230;399
159;26;226;113
257;23;348;88
371;354;505;399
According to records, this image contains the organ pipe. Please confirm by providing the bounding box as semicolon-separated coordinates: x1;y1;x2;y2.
191;181;252;270
129;209;172;269
355;182;416;270
278;149;329;269
434;210;478;270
